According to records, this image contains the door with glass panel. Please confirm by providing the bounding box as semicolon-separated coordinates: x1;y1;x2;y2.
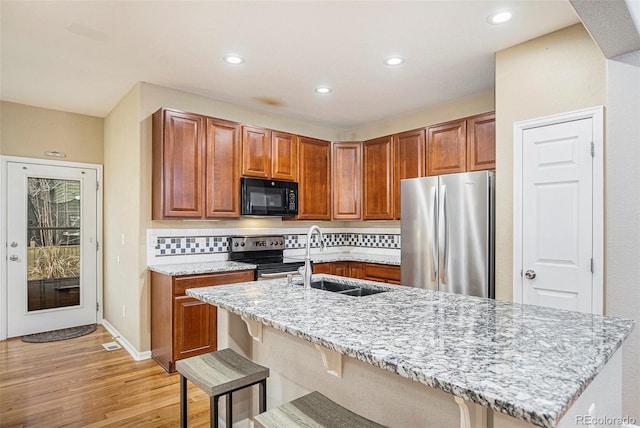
7;162;97;337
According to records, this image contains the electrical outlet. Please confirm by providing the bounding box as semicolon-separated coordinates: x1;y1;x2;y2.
122;305;126;318
121;233;125;246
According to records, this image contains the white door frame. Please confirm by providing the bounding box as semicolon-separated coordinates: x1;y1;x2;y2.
513;106;604;314
0;155;103;340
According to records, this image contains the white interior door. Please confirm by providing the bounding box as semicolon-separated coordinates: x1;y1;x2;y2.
6;161;98;337
520;118;594;313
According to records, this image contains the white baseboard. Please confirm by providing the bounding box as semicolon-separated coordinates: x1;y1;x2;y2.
101;319;151;361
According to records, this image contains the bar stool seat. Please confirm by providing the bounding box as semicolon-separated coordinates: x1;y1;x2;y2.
253;391;386;428
176;348;269;428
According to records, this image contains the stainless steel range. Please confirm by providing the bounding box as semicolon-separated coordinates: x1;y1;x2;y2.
228;235;305;280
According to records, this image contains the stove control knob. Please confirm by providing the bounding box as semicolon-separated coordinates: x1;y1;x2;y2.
240;242;245;247
279;240;284;246
234;242;239;247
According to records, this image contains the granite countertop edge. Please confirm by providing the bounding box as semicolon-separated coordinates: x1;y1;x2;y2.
147;260;257;276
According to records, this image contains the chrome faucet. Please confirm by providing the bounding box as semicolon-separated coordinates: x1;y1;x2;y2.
303;225;326;289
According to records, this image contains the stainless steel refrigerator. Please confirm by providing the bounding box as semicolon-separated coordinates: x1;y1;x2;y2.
401;171;495;298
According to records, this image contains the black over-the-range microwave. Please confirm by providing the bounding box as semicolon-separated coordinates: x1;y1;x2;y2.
240;177;298;217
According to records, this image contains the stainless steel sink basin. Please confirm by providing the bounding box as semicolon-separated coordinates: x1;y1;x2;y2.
305;280;387;297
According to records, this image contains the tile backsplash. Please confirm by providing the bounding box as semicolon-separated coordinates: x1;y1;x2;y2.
147;228;400;265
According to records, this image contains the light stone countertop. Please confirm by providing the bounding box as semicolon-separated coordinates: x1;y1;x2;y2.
187;275;635;428
147;260;256;276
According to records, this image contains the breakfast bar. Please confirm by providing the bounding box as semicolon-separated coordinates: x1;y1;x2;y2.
187;275;634;428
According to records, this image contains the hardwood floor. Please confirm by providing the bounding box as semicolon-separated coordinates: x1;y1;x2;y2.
0;325;211;427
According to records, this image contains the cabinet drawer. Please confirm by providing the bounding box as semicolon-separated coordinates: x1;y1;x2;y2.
174;270;254;295
363;263;401;282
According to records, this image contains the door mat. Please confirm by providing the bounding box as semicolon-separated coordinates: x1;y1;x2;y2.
21;324;97;343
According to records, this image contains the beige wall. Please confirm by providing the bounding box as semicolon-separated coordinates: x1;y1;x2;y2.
103;84;145;351
342;91;494;141
494;24;606;301
0;101;103;163
605;51;640;421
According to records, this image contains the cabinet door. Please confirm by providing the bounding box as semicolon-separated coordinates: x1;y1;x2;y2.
394;129;426;219
174;296;217;360
363;263;401;284
363;136;394;220
205;118;241;218
242;126;271;178
427;119;466;176
348;262;364;279
298;137;331;220
153;109;205;218
466;112;496;172
332;142;362;220
313;263;334;274
271;131;298;181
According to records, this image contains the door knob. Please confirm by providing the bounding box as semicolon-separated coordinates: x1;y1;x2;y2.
9;254;19;261
524;269;536;280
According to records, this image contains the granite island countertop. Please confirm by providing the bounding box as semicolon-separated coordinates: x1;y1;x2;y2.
187;275;634;428
289;251;400;266
147;260;256;276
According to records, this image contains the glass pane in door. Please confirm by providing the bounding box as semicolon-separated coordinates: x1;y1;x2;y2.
26;178;81;311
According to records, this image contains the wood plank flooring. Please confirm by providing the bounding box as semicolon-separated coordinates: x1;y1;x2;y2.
0;325;211;427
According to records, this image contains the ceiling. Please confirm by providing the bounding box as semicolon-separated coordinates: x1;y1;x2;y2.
0;1;587;129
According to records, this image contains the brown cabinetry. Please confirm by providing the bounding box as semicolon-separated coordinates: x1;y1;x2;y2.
427;119;467;176
242;126;271;179
298;137;332;220
313;261;399;284
466;112;496;172
332;142;362;220
271;131;298;181
153;108;241;220
153;109;205;218
150;269;254;373
394;129;426;219
241;127;298;181
426;112;496;177
205;118;242;218
363;136;394;220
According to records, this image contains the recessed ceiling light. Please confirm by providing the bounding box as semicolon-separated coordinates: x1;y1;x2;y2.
384;57;405;66
223;54;245;64
488;11;512;25
315;87;332;94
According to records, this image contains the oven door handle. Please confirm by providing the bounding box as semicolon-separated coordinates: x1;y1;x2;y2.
258;271;301;280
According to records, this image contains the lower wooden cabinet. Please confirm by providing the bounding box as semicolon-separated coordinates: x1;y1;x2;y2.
150;269;254;372
313;261;399;284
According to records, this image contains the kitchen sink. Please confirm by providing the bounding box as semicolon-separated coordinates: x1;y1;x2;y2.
304;280;387;297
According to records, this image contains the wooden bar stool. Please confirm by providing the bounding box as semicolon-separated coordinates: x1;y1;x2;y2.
176;348;269;428
253;391;386;427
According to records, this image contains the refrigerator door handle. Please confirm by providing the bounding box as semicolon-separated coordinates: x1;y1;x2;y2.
430;186;438;281
439;185;448;284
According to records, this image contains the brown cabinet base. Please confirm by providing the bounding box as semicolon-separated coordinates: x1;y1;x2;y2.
313;262;400;284
150;269;254;372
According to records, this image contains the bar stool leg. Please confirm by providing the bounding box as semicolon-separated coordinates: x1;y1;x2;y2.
213;395;219;428
225;392;233;428
180;375;188;428
259;379;267;413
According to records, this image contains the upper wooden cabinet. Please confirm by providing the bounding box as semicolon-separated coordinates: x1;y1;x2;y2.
363;136;394;220
205;118;242;218
332;142;362;220
152;108;241;220
394;129;426;219
271;131;298;181
241;127;297;181
466;112;496;172
427;119;467;176
298;137;331;220
241;126;271;178
153;109;206;219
